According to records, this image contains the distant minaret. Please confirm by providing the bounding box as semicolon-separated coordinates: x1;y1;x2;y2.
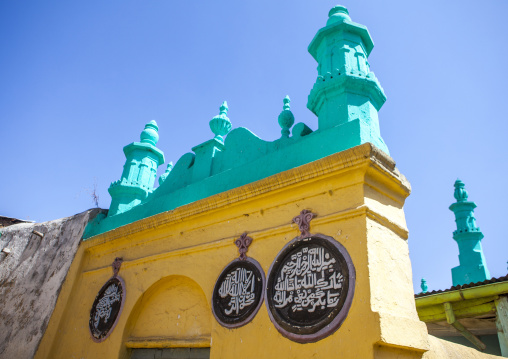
108;121;165;216
420;278;428;294
307;5;389;154
449;179;490;286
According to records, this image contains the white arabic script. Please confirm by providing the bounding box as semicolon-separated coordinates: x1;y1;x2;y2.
218;267;256;315
273;246;344;313
94;283;121;328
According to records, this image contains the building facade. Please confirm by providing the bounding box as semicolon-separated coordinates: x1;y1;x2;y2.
1;5;506;359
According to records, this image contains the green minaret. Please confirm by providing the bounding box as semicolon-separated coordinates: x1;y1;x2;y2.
307;5;389;154
449;179;490;286
108;121;165;216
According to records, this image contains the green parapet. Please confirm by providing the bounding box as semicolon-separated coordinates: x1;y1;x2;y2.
83;6;393;239
449;179;491;286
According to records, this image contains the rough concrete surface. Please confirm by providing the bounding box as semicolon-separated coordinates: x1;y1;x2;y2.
0;208;105;358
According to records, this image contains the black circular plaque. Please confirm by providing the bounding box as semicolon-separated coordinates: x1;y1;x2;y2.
212;258;265;328
89;276;125;342
266;234;355;343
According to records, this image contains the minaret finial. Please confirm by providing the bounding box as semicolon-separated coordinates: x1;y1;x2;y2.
278;95;295;138
420;278;428;294
283;95;290;110
453;178;468;202
327;5;351;25
209;101;232;143
220;101;228;116
140;120;159;146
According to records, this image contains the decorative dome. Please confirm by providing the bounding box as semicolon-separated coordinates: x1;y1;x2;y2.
278;96;295;138
209;101;232;143
140;120;159;146
453;179;469;202
326;5;351;26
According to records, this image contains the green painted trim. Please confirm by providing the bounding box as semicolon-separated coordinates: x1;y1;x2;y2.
415;282;508;308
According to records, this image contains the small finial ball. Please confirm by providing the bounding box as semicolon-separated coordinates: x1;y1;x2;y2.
278;95;295;137
210;101;232;143
420;278;428;293
327;5;351;25
140;120;159;146
453;179;469;202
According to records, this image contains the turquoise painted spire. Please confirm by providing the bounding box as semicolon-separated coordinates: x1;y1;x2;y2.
420;278;428;294
108;121;165;216
209;101;231;144
307;5;389;154
278;96;295;138
449;179;490;286
190;101;231;182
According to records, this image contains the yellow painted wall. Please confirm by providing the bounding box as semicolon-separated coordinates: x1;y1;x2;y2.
126;275;211;344
35;144;496;359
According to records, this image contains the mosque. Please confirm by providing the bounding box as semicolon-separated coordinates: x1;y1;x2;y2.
0;5;507;359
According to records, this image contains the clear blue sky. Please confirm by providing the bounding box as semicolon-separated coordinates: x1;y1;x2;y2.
1;1;507;293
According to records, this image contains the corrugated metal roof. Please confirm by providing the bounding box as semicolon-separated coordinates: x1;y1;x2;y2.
415;274;508;298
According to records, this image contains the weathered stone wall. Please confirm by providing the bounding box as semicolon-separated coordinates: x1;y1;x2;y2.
0;208;105;358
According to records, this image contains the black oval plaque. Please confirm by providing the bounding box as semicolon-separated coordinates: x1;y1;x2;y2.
89;276;125;342
212;258;265;328
266;234;355;343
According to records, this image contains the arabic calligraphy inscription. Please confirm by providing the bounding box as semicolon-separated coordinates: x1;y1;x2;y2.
266;234;355;343
89;277;125;342
212;259;265;328
273;246;344;313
